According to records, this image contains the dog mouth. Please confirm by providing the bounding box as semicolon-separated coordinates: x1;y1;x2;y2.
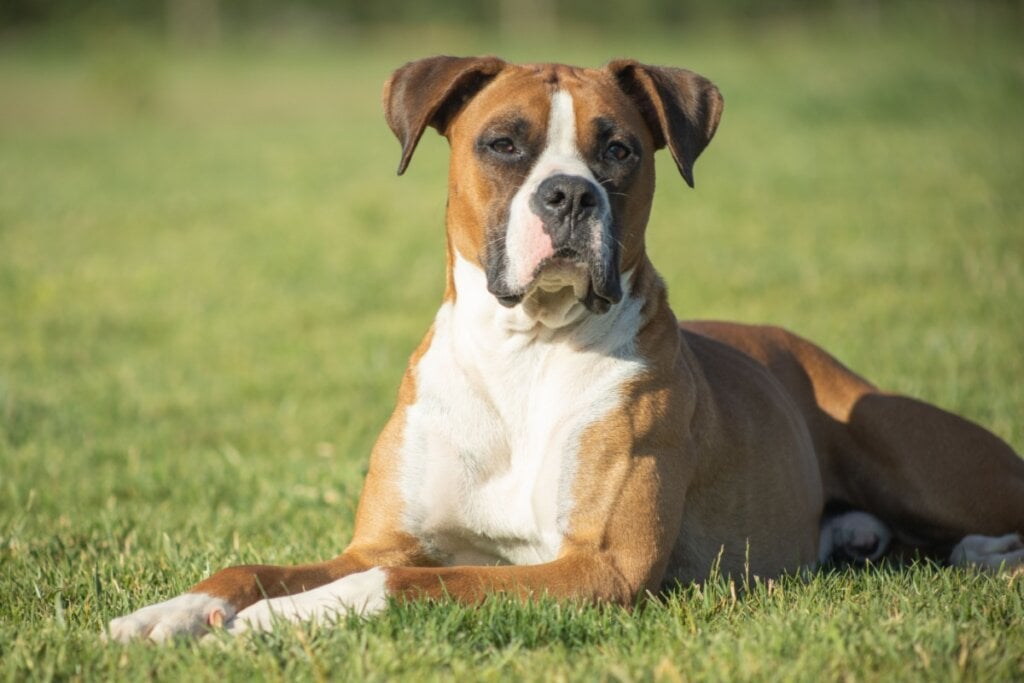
493;248;622;314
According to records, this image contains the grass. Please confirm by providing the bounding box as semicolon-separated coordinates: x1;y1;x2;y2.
2;8;1023;681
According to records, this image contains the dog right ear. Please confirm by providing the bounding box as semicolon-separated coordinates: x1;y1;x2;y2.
383;56;507;175
606;60;723;189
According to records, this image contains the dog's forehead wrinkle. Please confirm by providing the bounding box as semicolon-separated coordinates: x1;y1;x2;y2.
593;117;616;135
483;111;530;133
591;116;635;139
522;62;579;81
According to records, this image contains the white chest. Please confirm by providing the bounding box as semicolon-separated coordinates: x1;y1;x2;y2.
397;259;645;567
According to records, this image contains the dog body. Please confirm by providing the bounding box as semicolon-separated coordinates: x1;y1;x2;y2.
400;256;824;588
108;57;1024;642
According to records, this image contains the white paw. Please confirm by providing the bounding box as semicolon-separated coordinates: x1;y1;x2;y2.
107;592;235;643
818;511;891;565
227;568;389;635
950;533;1024;570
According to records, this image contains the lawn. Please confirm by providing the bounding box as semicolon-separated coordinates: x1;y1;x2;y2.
1;8;1023;681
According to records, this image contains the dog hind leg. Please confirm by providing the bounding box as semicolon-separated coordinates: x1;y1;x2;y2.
950;533;1024;570
681;321;1024;568
829;393;1024;552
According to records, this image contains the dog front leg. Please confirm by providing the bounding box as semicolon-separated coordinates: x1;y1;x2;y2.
227;552;642;634
107;395;428;643
107;551;377;643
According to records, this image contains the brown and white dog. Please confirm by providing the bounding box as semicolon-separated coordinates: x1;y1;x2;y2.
109;56;1024;642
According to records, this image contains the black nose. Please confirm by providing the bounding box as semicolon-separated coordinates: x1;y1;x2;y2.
531;174;601;248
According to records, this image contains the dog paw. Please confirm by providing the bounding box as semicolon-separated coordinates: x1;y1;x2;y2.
950;533;1024;570
107;593;235;643
819;511;892;565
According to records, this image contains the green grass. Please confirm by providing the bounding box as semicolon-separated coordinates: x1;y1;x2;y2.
2;9;1023;681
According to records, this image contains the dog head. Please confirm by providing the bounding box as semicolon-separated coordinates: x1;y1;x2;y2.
383;56;723;318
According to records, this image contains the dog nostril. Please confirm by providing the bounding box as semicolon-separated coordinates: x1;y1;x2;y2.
546;190;566;208
579;192;596;209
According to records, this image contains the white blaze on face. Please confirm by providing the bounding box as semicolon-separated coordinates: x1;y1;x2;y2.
504;90;609;293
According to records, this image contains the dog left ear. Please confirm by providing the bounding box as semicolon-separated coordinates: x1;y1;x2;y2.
606;60;723;188
383;55;507;175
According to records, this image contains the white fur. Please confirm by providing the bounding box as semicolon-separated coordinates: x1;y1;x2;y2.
504;90;611;292
107;592;234;643
950;533;1024;570
398;254;646;567
227;568;388;634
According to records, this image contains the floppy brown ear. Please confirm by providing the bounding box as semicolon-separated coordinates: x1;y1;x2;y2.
606;60;723;188
383;55;507;175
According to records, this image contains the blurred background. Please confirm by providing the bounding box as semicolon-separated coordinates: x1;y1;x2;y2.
8;0;1014;39
3;0;1023;37
1;1;1022;539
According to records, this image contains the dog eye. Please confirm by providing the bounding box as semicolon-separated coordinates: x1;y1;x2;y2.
605;142;632;162
490;138;518;155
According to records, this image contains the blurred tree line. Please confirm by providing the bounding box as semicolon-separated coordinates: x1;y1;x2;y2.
4;0;1018;37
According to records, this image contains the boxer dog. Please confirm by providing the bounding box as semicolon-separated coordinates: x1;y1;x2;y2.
109;56;1024;642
